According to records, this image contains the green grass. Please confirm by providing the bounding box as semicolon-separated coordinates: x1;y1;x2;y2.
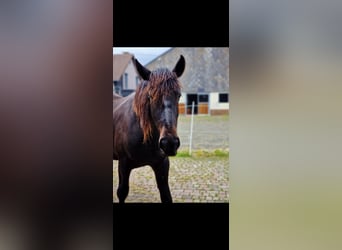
175;149;229;158
175;151;192;157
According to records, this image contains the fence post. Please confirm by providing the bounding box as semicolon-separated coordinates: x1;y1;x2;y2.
189;101;195;156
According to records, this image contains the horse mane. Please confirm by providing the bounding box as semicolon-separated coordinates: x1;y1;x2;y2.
133;68;181;143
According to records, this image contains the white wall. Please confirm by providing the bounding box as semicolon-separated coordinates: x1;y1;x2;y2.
179;93;186;104
124;60;139;90
209;92;229;110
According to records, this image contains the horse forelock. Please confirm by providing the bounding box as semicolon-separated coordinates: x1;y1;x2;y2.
148;68;181;102
133;68;181;143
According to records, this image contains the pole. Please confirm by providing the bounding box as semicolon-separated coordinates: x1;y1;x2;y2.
189;101;195;156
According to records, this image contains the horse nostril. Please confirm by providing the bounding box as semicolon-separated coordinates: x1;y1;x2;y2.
160;137;180;155
174;137;180;148
160;138;168;150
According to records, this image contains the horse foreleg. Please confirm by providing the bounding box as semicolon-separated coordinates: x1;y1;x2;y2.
152;157;173;203
117;158;131;203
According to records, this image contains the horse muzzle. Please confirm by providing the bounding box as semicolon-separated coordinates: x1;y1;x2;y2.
159;136;180;156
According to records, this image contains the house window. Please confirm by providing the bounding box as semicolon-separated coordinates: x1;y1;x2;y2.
124;73;128;89
219;93;229;103
136;76;140;87
198;94;209;103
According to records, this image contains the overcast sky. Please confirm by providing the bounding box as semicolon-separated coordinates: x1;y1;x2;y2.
113;47;171;65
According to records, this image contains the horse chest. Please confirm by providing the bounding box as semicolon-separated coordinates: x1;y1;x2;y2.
130;141;163;160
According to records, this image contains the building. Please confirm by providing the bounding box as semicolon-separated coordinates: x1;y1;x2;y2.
145;47;229;115
113;52;140;97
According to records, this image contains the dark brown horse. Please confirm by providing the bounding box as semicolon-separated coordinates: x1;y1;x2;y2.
113;55;185;203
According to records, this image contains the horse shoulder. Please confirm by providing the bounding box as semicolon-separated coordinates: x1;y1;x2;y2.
113;94;144;159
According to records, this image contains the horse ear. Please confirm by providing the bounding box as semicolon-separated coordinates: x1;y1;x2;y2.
172;55;185;78
133;57;151;81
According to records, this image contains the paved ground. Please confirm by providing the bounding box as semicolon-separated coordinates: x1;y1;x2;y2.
113;114;229;203
177;114;229;152
113;156;229;203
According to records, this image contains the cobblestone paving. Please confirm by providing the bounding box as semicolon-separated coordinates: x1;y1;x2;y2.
113;156;229;203
113;114;229;203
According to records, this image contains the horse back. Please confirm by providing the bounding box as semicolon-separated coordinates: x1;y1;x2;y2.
113;93;123;105
113;93;137;160
113;93;122;99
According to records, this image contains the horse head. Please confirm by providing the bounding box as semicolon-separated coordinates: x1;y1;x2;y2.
133;55;185;156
